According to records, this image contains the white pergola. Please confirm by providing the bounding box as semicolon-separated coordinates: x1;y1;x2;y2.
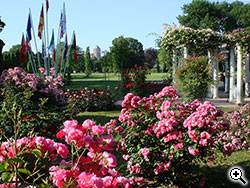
172;44;250;105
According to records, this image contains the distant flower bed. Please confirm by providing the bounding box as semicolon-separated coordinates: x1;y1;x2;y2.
64;86;116;112
216;104;250;154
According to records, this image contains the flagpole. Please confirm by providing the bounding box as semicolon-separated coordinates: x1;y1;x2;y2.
41;3;48;73
24;33;35;74
29;45;38;74
59;34;66;76
46;0;50;75
29;8;41;70
63;32;73;78
55;10;62;77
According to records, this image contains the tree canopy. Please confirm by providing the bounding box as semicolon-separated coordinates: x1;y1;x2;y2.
110;36;144;73
177;0;250;33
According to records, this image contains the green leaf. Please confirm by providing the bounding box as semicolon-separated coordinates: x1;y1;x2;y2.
32;149;42;159
7;157;25;164
1;172;12;182
18;168;31;175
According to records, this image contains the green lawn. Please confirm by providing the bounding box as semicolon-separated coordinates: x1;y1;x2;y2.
64;72;166;91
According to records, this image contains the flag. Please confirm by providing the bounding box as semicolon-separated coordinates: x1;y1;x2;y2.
46;0;49;13
49;30;56;62
26;12;32;41
63;34;68;59
60;3;66;39
72;32;78;61
25;36;30;51
19;34;25;62
25;35;30;62
38;5;44;39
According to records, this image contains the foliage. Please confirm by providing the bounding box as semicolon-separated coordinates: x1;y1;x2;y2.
110;36;144;73
216;104;250;154
144;48;158;69
100;52;112;74
157;49;172;73
84;47;92;77
118;64;149;97
177;0;250;33
229;28;250;54
115;86;230;186
64;86;116;112
69;45;84;73
175;56;212;103
0;119;131;187
2;45;29;72
0;67;76;139
161;24;228;53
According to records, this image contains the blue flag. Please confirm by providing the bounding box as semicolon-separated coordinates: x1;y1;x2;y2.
26;13;32;41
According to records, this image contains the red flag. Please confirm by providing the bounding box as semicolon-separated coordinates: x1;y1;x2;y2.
72;32;77;61
19;34;25;62
25;36;30;51
38;6;44;39
46;0;49;12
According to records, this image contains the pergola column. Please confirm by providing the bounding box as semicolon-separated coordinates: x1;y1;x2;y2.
172;49;177;83
207;49;213;98
245;54;249;97
212;49;219;99
224;53;229;93
229;46;235;103
236;44;244;105
183;46;188;58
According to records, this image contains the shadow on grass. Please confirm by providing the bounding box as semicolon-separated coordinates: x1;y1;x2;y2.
193;160;250;188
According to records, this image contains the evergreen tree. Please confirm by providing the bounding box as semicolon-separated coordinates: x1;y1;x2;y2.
84;46;92;77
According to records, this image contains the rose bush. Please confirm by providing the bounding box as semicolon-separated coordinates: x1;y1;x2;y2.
114;86;230;186
64;86;116;112
119;64;150;98
215;104;250;155
175;56;212;103
0;67;77;139
0;119;131;188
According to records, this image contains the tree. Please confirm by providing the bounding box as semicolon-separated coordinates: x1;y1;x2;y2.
2;44;28;71
144;48;158;68
177;0;250;33
100;52;113;80
84;46;92;77
110;36;129;73
110;36;144;73
158;49;172;73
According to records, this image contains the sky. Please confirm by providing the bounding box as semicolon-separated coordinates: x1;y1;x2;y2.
0;0;250;54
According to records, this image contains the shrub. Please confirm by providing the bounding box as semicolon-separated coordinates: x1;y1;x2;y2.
215;104;250;155
175;56;212;103
0;120;131;187
64;86;116;112
114;86;229;186
0;67;76;139
120;65;150;97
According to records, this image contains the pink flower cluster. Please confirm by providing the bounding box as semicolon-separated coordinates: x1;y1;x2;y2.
0;136;68;163
215;104;250;155
50;120;131;188
116;86;229;182
0;67;65;102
